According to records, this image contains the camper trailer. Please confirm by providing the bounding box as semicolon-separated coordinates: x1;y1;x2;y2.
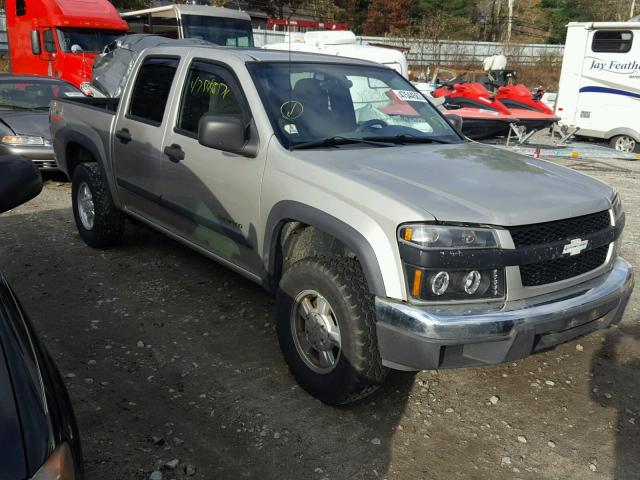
263;30;409;78
556;22;640;152
121;5;254;47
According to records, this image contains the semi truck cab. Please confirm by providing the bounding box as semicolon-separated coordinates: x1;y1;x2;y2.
5;0;128;91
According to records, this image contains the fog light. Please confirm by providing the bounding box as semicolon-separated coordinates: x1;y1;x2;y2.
463;270;482;294
430;271;449;296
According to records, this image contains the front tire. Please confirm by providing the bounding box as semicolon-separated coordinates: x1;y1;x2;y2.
276;256;388;405
71;163;124;248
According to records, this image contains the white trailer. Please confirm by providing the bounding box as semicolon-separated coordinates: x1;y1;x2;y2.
556;21;640;152
263;30;409;78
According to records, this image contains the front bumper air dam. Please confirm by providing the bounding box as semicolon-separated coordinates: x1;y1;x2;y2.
376;258;634;371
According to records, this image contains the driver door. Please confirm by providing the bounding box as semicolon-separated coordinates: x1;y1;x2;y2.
159;58;266;275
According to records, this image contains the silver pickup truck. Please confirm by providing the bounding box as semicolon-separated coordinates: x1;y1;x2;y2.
50;46;634;405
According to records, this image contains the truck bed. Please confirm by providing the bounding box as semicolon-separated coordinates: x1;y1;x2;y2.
57;96;120;113
50;96;121;177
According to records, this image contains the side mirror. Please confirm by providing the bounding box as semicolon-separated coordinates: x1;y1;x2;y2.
446;114;464;133
0;156;42;214
198;115;249;156
31;30;41;55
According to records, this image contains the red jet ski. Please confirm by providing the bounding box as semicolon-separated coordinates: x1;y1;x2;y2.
433;81;558;133
495;84;561;130
440;107;518;140
431;82;517;139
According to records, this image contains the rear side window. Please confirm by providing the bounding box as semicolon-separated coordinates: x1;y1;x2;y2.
176;61;243;135
592;30;633;53
128;57;179;125
43;29;57;53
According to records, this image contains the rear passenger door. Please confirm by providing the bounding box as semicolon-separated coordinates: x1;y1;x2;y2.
159;59;265;276
113;56;180;220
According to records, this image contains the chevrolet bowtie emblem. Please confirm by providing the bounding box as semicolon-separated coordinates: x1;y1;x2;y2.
562;238;589;256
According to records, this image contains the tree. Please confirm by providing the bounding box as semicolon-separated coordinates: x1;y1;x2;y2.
542;0;635;43
362;0;417;35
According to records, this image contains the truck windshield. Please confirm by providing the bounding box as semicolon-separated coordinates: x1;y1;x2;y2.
56;28;124;53
248;62;461;149
181;15;253;47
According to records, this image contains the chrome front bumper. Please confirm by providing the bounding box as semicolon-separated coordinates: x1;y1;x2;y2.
0;145;57;170
376;258;634;371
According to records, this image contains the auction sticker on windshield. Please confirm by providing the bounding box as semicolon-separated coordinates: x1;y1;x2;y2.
392;90;428;103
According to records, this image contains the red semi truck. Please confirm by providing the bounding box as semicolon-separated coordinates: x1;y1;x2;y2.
5;0;127;92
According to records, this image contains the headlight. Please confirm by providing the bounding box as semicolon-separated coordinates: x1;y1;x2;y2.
1;135;45;146
405;265;505;301
398;224;505;301
398;224;499;249
31;443;76;479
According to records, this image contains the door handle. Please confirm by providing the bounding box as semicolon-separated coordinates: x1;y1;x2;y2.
163;143;185;163
115;128;132;144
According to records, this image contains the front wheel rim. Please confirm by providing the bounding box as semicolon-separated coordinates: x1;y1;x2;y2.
291;290;341;374
615;136;636;152
77;182;95;230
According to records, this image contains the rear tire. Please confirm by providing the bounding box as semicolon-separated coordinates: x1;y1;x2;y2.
609;135;639;153
71;163;124;248
275;256;388;405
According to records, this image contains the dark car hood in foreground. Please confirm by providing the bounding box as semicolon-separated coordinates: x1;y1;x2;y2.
301;142;614;226
0;111;50;140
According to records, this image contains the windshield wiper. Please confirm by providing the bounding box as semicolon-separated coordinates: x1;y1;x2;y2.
290;136;393;150
363;134;454;145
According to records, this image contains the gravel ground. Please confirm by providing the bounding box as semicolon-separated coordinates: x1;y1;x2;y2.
0;156;639;480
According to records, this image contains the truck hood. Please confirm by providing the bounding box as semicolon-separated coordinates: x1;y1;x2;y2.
297;142;614;226
0;111;50;140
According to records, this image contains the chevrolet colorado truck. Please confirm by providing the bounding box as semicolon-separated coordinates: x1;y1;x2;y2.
50;46;634;405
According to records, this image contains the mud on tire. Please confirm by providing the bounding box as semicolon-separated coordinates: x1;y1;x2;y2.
275;255;388;405
71;162;124;248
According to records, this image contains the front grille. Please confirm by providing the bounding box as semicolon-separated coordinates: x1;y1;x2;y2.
508;211;610;248
520;245;609;286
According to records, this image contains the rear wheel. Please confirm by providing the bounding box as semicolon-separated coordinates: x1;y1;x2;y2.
276;256;388;405
71;163;124;248
609;135;639;153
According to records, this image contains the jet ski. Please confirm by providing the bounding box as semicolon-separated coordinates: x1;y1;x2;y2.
431;82;517;139
494;84;561;130
433;80;558;133
440;106;518;140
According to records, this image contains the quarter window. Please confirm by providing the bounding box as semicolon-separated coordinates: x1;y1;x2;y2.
592;30;633;53
43;29;57;53
128;57;179;125
177;62;243;135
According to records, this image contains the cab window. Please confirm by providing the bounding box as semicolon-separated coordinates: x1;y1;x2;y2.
176;61;243;135
128;57;179;125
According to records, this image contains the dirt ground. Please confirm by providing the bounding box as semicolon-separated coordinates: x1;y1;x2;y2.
1;155;639;480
